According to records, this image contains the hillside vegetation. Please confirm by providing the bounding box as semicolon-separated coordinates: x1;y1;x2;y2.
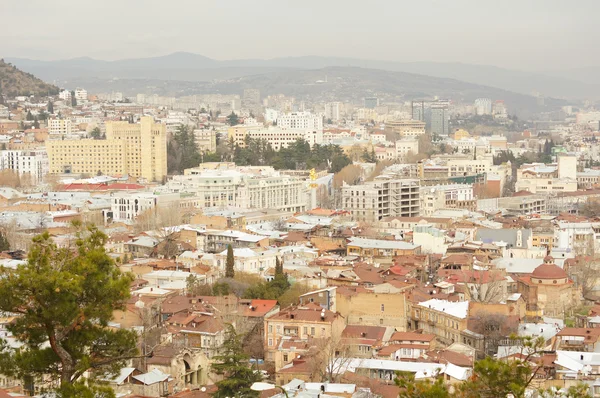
0;59;59;97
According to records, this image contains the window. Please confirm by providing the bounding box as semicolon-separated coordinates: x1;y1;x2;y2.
380;318;384;325
381;304;385;312
269;325;272;333
321;328;326;337
268;339;273;346
311;327;315;335
283;354;288;362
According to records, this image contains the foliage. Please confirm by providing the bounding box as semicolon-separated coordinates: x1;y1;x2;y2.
211;324;261;398
244;257;290;300
71;91;77;107
47;100;54;114
186;274;214;296
0;225;138;396
90;127;104;140
167;124;202;174
227;112;240;126
225;244;235;278
0;230;9;251
395;371;450;398
360;147;377;163
539;384;592;398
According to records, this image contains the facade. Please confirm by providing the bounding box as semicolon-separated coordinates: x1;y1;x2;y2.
0;149;49;182
474;98;492;115
74;88;88;102
387;119;426;138
246;128;323;149
193;129;217;153
410;299;469;346
341;178;420;223
109;192;179;222
47;117;167;181
336;287;408;328
324;102;342;121
58;90;71;102
276;112;323;131
412;101;425;121
431;102;450;136
48;119;72;135
364;97;379;109
420;184;475;216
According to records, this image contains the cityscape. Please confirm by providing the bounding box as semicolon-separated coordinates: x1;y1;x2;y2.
1;1;600;397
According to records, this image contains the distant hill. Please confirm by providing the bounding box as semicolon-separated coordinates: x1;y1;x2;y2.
6;52;597;100
0;59;59;97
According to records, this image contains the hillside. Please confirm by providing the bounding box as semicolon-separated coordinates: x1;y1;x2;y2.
0;59;59;97
7;52;597;100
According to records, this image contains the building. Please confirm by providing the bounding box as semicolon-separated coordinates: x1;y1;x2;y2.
74;88;88;102
277;112;323;131
412;101;425;121
346;237;420;258
242;89;261;109
245;128;323;150
474;98;492;115
108;192;179;222
324;102;342;121
364;97;379;109
58;90;71;102
431;101;450;136
48;119;72;135
420;184;475;216
47;116;167;182
193;129;216;153
0;149;49;182
515;156;578;194
341;178;420;223
336;287;409;328
164;165;308;213
409;299;469;346
386;119;426;138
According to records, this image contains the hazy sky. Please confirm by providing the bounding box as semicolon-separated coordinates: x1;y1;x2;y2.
2;0;598;70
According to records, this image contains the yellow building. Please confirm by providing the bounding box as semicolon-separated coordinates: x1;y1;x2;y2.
47;117;167;181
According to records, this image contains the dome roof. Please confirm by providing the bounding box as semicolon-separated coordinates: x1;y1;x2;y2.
532;263;567;280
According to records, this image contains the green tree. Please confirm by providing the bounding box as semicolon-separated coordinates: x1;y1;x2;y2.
225;244;235;278
26;110;33;121
227;112;240;126
0;230;9;251
0;225;138;396
71;91;77;107
395;371;450;398
361;148;377;163
211;324;261;398
167;124;202;174
47;100;54;114
90;127;103;140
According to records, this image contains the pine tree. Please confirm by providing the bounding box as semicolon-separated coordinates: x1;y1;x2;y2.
211;325;261;398
71;91;77;107
227;111;240;126
0;230;9;251
47;100;54;114
225;244;235;278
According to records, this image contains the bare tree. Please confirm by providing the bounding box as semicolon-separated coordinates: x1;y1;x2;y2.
463;270;506;303
567;256;600;300
306;336;354;382
468;311;518;357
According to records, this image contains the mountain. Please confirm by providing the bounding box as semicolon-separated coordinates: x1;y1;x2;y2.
6;52;596;100
544;66;600;85
0;59;59;97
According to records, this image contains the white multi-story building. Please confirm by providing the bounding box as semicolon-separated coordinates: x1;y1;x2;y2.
246;128;323;149
0;149;49;182
341;178;420;223
58;90;71;102
420;184;474;216
324;102;342;121
74;88;88;102
474;98;492;115
264;108;279;123
194;129;217;153
162;166;308;213
277;112;323;131
395;139;419;161
47;119;72;135
109;192;180;223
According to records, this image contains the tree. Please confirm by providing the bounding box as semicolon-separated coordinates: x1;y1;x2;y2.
211;324;261;398
0;230;10;251
167;124;202;174
186;274;213;296
567;256;600;300
395;371;450;398
227;112;240;126
90;127;103;140
47;100;54;114
26;110;33;121
225;244;235;278
71;91;77;107
306;336;352;383
0;225;138;396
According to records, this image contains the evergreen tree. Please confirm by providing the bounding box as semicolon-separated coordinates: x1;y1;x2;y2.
47;100;54;114
90;127;103;140
225;244;235;278
211;324;261;398
0;225;138;396
71;91;77;107
0;230;9;251
227;111;240;126
26;110;33;121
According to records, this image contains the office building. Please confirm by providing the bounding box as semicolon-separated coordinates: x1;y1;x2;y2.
341;178;420;223
431;101;450;136
47;116;167;182
0;149;49;182
412;100;425;121
364;97;379;109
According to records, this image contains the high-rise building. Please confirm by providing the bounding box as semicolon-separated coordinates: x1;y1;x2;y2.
324;102;341;121
47;116;167;182
364;97;379;109
430;101;450;136
242;89;261;109
341;178;420;223
411;100;425;121
474;98;492;115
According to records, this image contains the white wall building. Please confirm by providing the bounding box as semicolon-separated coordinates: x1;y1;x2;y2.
277;112;323;131
474;98;492;115
109;192;180;223
0;149;49;182
246;128;323;149
58;90;71;102
324;102;342;121
47;119;72;135
74;88;88;102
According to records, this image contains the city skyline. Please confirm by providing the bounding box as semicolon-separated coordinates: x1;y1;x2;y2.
2;0;599;71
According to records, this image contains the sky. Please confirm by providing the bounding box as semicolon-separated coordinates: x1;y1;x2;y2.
2;0;598;71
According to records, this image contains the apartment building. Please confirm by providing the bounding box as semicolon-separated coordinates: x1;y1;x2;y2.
515;156;578;194
246;128;323;149
47;117;167;182
48;119;72;135
386;119;426;138
410;299;469;346
164;166;307;213
341;178;420;223
108;192;179;222
74;88;88;102
420;184;475;216
264;305;345;362
447;157;493;177
277;112;323;131
0;149;49;182
193;129;216;153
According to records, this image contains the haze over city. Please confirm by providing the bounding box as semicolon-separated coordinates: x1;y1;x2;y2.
3;0;599;71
